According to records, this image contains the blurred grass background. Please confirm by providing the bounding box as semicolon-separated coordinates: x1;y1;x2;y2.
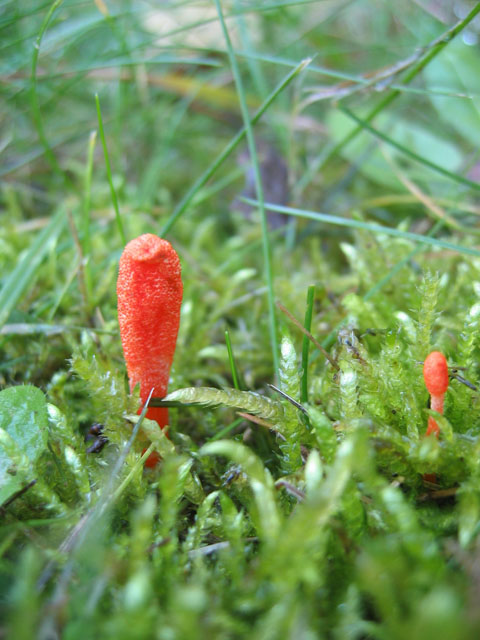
3;1;480;638
3;0;480;383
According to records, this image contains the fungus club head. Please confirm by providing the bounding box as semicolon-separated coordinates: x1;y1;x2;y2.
117;233;183;428
423;351;448;397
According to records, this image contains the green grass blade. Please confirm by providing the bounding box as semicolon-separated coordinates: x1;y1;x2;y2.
82;130;97;309
0;208;66;330
64;54;222;74
30;0;66;183
208;417;244;442
242;199;480;258
95;93;126;246
339;105;480;193
213;0;280;380
1;130;89;178
233;0;267;100
225;329;241;391
233;50;366;83
300;285;315;405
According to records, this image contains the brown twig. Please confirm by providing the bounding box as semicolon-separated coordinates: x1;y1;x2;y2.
274;479;306;502
236;412;286;440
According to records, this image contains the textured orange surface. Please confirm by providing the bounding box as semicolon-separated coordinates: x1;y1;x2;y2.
423;351;449;396
423;351;448;439
117;234;183;429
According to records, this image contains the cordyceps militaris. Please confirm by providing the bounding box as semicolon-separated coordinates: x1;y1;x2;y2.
117;234;183;465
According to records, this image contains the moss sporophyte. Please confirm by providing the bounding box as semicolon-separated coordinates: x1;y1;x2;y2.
117;234;183;466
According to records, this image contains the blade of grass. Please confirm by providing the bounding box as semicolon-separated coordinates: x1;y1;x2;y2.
159;57;311;236
359;194;480;217
72;53;222;73
208;417;244;442
215;0;295;381
111;444;155;502
233;50;366;84
0;1;52;32
0;208;66;330
233;0;267;100
95;93;126;245
225;329;241;391
339;105;480;194
44;245;78;322
66;212;89;318
242;198;480;258
301;285;315;405
276;300;338;370
0;324;116;336
82;130;97;308
1;129;93;178
30;0;68;184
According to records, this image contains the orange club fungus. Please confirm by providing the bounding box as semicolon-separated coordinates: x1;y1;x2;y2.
117;234;183;465
423;351;449;437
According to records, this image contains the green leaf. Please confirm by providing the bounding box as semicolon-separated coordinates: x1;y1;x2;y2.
0;385;49;504
425;39;480;148
0;386;48;461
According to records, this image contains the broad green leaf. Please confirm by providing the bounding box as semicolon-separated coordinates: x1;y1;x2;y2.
0;385;49;504
0;386;48;460
425;39;480;148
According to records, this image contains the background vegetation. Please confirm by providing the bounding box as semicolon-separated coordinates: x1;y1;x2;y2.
2;0;480;637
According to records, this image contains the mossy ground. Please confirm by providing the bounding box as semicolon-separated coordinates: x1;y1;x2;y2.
2;1;480;638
